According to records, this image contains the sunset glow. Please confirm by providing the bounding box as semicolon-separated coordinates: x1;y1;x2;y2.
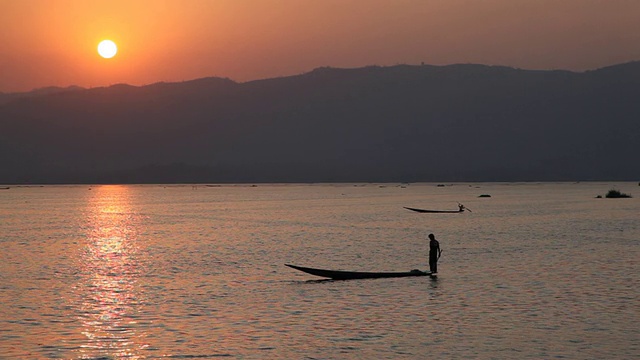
1;0;639;92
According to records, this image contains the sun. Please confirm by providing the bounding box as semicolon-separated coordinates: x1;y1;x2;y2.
97;40;118;59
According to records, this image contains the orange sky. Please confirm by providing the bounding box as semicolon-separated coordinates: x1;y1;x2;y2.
1;0;639;92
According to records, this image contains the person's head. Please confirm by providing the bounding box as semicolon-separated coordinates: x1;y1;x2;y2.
428;233;435;240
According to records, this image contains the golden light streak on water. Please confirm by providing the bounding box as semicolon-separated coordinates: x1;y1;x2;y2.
72;185;148;359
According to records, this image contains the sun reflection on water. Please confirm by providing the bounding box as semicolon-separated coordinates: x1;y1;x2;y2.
74;185;148;359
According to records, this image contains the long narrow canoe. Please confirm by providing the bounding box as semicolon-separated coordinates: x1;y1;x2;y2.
285;264;431;280
403;206;464;213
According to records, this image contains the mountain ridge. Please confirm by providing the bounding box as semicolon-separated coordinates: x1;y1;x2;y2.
1;62;639;184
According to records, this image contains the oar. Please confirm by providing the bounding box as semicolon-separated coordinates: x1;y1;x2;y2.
458;202;472;212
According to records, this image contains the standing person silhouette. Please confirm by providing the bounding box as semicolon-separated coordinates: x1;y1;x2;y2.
429;233;442;273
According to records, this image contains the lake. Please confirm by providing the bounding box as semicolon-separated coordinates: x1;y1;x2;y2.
1;182;638;359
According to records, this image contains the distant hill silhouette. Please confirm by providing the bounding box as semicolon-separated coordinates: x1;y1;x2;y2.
0;86;84;106
1;62;639;184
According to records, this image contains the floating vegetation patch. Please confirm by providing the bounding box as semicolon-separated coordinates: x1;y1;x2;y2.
604;189;632;198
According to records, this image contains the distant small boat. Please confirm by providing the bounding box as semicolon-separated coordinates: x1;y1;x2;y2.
286;264;431;280
403;207;463;213
403;203;469;213
0;187;10;190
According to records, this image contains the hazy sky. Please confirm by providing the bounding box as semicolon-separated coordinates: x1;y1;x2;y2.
1;0;639;92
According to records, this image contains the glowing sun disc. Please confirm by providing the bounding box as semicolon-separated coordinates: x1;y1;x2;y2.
98;40;117;58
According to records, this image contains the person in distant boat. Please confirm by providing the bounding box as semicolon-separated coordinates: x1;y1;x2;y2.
458;203;465;212
428;233;442;273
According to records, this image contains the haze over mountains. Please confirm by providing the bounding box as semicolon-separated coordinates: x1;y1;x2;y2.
1;62;639;184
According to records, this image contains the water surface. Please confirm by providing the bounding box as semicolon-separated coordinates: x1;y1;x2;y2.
1;183;638;358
